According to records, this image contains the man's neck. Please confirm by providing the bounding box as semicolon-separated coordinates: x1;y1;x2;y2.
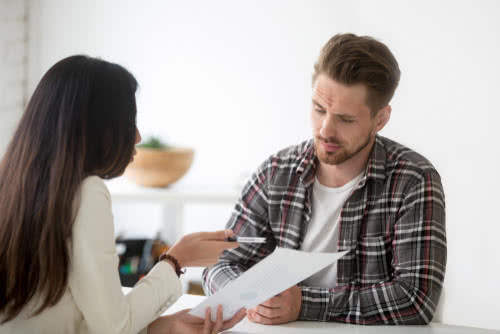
316;137;375;188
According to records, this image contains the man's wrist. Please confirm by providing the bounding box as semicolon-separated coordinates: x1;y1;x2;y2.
296;286;303;320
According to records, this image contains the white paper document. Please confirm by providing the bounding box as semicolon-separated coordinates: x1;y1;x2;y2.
189;247;348;321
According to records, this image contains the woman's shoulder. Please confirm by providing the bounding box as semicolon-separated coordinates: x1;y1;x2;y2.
73;176;112;221
73;176;114;235
79;175;110;198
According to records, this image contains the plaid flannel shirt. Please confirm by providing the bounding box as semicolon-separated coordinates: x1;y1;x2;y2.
203;135;446;325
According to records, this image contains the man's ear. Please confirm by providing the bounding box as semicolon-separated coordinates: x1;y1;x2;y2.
374;105;391;132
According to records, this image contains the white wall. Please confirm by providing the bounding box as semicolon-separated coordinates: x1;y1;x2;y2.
22;0;500;330
355;2;500;330
27;0;361;185
0;0;26;156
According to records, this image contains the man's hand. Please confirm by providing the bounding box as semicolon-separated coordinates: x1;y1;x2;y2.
247;285;302;325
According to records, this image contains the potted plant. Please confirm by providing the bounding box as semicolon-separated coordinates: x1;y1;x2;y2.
125;136;194;187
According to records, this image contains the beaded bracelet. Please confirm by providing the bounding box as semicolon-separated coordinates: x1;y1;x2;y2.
159;253;186;277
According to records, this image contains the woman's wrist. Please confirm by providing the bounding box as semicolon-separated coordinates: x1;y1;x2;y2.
166;248;186;268
163;259;177;274
159;252;185;277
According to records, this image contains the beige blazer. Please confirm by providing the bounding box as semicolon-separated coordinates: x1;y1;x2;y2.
0;176;182;334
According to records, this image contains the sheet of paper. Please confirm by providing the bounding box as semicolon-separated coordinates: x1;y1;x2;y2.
189;247;348;321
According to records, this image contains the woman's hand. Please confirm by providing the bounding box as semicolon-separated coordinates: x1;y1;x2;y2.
167;230;239;268
149;306;246;334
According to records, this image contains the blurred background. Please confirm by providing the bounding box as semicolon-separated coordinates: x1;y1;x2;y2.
1;0;499;330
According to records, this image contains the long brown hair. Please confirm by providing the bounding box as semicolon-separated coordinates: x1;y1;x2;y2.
0;56;138;323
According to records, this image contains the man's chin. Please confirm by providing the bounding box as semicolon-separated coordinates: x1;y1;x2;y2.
316;149;348;165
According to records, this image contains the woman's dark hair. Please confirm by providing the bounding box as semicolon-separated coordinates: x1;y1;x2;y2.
0;55;138;322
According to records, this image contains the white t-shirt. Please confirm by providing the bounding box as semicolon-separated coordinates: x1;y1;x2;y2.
300;173;363;288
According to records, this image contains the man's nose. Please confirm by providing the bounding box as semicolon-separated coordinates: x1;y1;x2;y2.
319;115;337;139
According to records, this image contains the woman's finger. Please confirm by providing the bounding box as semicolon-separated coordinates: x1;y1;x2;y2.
203;307;212;334
214;241;240;251
212;305;224;333
197;230;233;241
222;308;247;330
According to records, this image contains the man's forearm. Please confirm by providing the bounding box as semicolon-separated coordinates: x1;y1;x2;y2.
300;276;443;325
202;262;246;295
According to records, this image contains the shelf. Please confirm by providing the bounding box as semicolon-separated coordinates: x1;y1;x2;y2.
105;177;240;204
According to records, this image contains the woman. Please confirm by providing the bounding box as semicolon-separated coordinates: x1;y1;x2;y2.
0;56;246;333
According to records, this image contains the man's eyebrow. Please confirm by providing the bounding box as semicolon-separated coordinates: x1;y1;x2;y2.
337;114;356;120
312;99;325;109
312;99;356;119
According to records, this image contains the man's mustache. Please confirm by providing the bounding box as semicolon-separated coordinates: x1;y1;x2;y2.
316;136;343;146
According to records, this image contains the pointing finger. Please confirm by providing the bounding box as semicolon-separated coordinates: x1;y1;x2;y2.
197;230;234;241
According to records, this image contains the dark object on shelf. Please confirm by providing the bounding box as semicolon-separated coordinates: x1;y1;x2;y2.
116;238;169;287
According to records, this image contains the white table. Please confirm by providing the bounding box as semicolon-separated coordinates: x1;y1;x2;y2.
163;294;499;334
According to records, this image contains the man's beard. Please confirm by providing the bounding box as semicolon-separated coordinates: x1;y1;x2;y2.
315;132;373;165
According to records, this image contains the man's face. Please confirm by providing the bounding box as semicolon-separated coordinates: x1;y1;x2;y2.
311;74;379;166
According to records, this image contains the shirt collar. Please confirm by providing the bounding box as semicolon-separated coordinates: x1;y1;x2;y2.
361;135;387;186
296;139;317;189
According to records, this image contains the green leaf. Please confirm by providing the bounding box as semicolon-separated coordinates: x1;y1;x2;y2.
136;136;170;150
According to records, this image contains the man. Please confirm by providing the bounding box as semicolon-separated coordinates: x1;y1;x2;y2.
203;33;446;325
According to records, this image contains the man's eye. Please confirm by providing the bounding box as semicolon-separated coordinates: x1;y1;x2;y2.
341;119;355;124
314;108;326;114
